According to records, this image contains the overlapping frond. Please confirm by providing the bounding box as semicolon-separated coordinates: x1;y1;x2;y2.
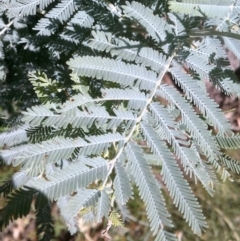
169;0;235;18
67;56;157;90
140;122;208;235
22;105;55;126
125;142;172;235
57;93;93;114
216;135;240;149
154;229;177;241
23;104;135;131
170;65;232;135
0;125;28;148
158;85;220;161
45;0;77;23
223;37;240;61
57;189;107;233
12;171;31;189
1;0;39;18
122;1;170;42
87;31;167;72
0;0;55;18
33;18;52;36
26;157;108;200
168;13;185;36
0;145;30;165
220;154;240;174
220;78;240;97
34;0;78;35
87;31;139;61
96;190;111;223
113;162;133;205
185;52;214;79
35;192;54;241
183;37;226;59
61;189;100;221
12;133;124;168
39;0;55;11
67;11;94;29
0;187;36;230
0;179;13;197
149;103;215;195
1;0;240;239
101;88;147;107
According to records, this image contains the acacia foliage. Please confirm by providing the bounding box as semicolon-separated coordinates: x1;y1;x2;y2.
1;0;240;240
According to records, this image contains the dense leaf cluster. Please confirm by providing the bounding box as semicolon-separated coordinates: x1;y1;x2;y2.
1;0;240;240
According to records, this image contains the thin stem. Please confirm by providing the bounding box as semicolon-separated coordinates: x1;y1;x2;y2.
189;29;240;40
0;20;14;36
102;54;175;189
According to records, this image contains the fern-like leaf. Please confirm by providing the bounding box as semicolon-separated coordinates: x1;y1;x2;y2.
87;31;167;72
96;190;111;223
0;125;28;148
1;0;39;18
26;157;107;200
169;0;234;18
0;179;14;198
67;56;157;90
2;0;240;238
0;187;36;230
170;65;232;135
158;85;219;162
35;192;54;241
33;18;52;36
154;229;177;241
60;189;100;233
140;122;208;235
149;103;215;195
216;135;240;149
46;0;78;23
223;37;240;61
113;161;133;205
125;142;172;235
12;171;31;188
67;11;94;28
220;154;240;174
122;1;170;42
12;133;124;167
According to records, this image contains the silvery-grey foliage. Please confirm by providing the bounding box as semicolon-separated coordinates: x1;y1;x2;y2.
1;0;240;240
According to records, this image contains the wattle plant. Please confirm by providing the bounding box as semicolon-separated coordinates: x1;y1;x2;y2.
1;0;240;240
